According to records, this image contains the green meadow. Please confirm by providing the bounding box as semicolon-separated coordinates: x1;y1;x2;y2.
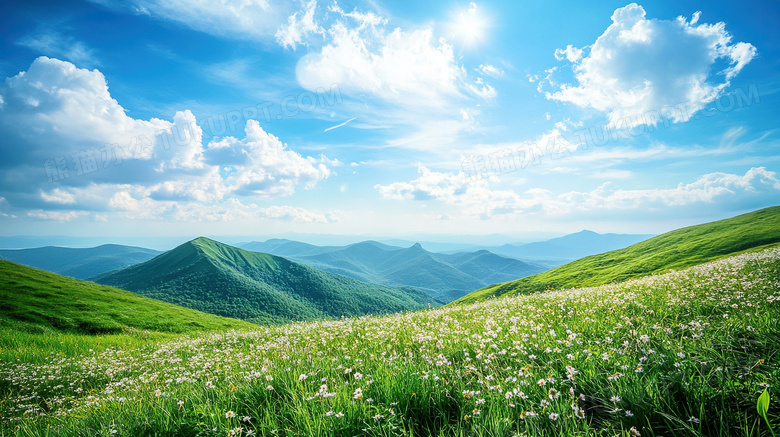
2;248;779;436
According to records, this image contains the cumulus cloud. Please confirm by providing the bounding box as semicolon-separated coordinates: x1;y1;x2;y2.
288;2;497;110
376;165;780;219
545;3;756;127
0;57;335;222
296;22;465;105
551;167;780;213
206;120;331;197
375;164;530;218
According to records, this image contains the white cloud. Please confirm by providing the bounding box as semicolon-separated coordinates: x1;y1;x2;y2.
468;77;496;99
26;210;89;221
376;165;780;219
256;205;339;223
375;164;530;218
40;188;76;204
17;28;100;67
275;0;322;50
553;44;583;63
552;167;780;213
205;120;331;197
590;169;633;180
89;0;292;41
296;22;465;105
545;3;756;127
0;57;171;166
478;64;504;77
0;58;335;222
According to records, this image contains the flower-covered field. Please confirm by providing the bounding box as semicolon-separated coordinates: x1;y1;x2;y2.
2;249;779;436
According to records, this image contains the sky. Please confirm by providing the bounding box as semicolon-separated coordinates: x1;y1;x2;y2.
0;0;779;245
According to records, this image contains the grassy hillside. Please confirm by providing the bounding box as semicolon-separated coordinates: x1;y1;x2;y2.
0;244;160;279
3;248;779;436
94;237;437;324
456;205;780;304
0;260;253;363
0;260;251;335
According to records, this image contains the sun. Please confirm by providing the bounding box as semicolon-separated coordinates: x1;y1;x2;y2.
447;2;489;48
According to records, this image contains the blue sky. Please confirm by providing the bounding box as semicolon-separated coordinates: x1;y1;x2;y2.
0;0;778;243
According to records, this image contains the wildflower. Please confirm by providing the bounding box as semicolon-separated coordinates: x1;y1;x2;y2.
242;416;252;422
549;412;559;420
298;374;307;381
548;388;560;400
335;412;344;418
266;385;274;391
610;396;621;403
353;388;363;400
688;417;700;423
626;410;634;417
326;411;334;416
354;373;363;380
225;411;236;419
630;426;641;436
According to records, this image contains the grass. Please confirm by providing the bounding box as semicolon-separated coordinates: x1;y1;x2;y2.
1;248;778;436
0;260;254;362
455;205;780;304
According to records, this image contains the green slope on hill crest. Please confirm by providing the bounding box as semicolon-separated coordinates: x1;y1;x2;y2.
455;205;780;304
94;237;437;324
0;260;252;335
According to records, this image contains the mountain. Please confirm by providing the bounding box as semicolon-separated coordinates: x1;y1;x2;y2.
239;238;366;257
94;237;437;324
285;241;547;302
0;244;160;279
0;260;251;335
456;206;780;304
487;230;654;266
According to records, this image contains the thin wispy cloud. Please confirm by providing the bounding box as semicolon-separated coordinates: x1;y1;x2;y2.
324;117;357;132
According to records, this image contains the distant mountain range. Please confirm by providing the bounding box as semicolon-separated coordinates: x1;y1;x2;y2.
484;230;655;265
457;206;780;304
240;240;547;302
0;244;161;279
94;237;437;324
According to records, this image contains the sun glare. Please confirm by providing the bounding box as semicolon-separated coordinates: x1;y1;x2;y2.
448;2;489;48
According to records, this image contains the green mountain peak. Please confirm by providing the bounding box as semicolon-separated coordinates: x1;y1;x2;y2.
95;238;437;325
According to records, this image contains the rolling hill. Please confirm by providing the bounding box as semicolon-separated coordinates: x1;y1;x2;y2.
0;244;160;279
0;260;251;335
94;237;437;324
455;205;780;304
240;240;546;302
